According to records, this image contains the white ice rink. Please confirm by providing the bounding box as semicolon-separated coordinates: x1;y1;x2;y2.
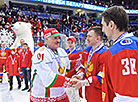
0;73;30;102
0;73;81;102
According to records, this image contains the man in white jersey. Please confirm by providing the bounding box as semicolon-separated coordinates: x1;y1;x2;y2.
30;28;72;102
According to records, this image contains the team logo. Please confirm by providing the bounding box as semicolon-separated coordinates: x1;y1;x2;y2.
84;61;94;77
120;38;133;45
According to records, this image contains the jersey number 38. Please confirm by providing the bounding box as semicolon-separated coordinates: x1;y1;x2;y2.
121;58;137;75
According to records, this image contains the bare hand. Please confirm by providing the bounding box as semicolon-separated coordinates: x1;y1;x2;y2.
71;78;82;89
26;67;30;70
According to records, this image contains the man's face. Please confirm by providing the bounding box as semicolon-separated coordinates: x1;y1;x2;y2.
1;43;5;48
86;30;98;46
46;36;60;51
101;17;112;40
67;40;76;51
20;40;25;46
22;45;28;50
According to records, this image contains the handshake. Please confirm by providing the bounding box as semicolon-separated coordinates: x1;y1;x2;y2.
71;75;90;89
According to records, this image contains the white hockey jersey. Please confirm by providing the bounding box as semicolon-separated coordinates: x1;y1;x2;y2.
30;46;70;100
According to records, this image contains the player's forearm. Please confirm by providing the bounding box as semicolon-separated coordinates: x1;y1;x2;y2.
47;74;72;88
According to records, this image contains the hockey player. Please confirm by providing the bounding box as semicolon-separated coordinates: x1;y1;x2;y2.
6;48;21;91
65;36;83;78
65;36;83;102
72;26;108;102
101;6;138;102
0;42;10;83
66;36;82;60
30;28;72;102
20;43;32;91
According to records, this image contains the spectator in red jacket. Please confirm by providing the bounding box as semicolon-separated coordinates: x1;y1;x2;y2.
7;16;12;24
6;48;21;91
20;43;32;91
0;42;10;83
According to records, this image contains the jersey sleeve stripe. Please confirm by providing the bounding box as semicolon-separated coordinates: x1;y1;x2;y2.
47;74;58;88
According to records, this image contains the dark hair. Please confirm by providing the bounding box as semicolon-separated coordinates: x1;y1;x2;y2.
88;26;104;40
23;43;28;46
101;6;129;32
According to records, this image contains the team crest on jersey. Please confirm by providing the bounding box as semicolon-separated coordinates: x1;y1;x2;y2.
120;38;133;45
84;61;94;77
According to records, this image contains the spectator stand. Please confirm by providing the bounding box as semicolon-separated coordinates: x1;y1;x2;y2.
0;3;137;49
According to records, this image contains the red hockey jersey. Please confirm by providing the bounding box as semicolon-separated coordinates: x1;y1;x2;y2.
102;32;138;102
65;46;83;78
77;43;108;102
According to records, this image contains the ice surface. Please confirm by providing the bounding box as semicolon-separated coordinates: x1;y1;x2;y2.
0;73;82;102
0;73;30;102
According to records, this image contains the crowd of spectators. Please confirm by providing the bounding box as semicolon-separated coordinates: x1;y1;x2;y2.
0;4;63;45
69;0;138;9
0;2;137;48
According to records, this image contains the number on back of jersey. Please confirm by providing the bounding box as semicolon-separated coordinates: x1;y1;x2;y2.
121;58;137;75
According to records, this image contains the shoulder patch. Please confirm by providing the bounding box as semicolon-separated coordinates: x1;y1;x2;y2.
120;38;133;45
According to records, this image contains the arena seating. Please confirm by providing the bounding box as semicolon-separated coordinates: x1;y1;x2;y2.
0;3;137;48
